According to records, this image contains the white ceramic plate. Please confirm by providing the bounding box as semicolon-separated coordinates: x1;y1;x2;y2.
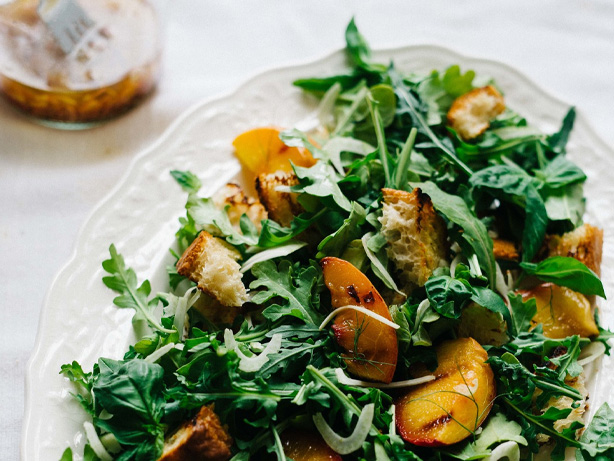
22;46;614;460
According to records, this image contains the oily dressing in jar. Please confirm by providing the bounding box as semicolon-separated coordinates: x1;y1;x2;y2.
0;0;162;128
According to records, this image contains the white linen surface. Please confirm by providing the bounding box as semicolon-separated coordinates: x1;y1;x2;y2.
1;1;612;459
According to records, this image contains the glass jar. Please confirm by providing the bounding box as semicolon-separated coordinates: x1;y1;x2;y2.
0;0;163;129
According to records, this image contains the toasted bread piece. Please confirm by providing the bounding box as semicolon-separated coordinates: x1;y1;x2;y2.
493;238;519;261
447;85;505;140
255;171;303;227
547;223;603;276
380;188;448;290
213;183;267;231
535;372;588;444
159;405;232;461
192;293;240;326
176;231;248;307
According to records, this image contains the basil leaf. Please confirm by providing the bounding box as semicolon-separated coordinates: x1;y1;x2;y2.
470;164;547;262
94;359;165;451
578;403;614;458
520;256;606;298
543;183;585;226
471;286;513;334
317;201;367;258
536;155;586;189
425;275;472;319
412;181;496;288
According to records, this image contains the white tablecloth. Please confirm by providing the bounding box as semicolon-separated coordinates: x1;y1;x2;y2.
2;1;613;459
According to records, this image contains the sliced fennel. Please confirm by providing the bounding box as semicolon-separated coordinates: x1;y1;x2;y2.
313;403;375;455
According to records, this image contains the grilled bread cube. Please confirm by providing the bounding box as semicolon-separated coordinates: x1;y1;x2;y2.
492;238;519;261
176;231;248;307
255;171;303;227
213;183;267;231
447;85;505;140
547;223;603;276
535;372;588;444
380;188;448;291
159;405;232;461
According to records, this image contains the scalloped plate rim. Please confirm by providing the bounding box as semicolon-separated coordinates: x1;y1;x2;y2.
22;44;614;460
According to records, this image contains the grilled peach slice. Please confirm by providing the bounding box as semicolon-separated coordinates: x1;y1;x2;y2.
396;338;495;446
281;429;341;461
233;127;316;175
519;283;599;338
321;257;398;383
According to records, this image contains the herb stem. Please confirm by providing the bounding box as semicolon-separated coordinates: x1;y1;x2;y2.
504;398;580;447
305;365;379;434
394;127;417;189
367;96;392;187
332;86;369;137
389;69;473;176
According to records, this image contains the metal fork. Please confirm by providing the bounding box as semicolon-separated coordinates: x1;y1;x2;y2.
38;0;95;54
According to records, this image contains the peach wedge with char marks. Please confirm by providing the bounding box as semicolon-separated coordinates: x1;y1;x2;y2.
281;429;342;461
396;338;495;446
321;257;398;383
518;283;599;338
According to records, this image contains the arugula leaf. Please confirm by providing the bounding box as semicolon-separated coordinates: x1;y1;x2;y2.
102;245;174;334
293;72;364;94
361;232;401;293
412;181;496;288
317;201;367;258
292;162;352;212
548;107;576;154
344;18;386;74
186;195;258;247
170;169;202;194
507;293;537;337
250;260;323;326
390;70;474;176
257;211;320;248
520;256;606;298
60;361;95;416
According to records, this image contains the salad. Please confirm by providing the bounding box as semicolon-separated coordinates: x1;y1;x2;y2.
59;20;614;461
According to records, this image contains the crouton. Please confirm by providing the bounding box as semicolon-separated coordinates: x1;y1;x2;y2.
536;372;588;444
493;238;519;261
192;293;240;326
379;188;448;291
159;404;232;461
176;231;248;307
447;85;505;140
213;183;267;231
547;223;603;276
255;171;303;227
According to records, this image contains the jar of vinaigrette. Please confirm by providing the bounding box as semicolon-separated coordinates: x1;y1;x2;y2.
0;0;163;128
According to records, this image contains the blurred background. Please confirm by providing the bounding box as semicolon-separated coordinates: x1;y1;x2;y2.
1;0;613;459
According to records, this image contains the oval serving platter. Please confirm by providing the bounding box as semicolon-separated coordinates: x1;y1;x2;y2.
22;45;614;460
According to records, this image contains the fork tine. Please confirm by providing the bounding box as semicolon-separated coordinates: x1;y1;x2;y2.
38;0;95;54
